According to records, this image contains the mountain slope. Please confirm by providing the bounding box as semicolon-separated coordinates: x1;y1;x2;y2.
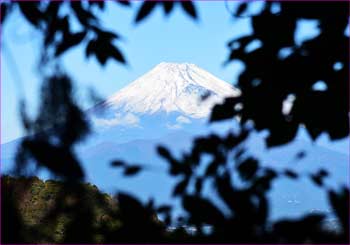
90;62;240;129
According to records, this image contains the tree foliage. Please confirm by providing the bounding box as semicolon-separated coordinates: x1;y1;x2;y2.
1;1;130;65
214;2;349;147
1;1;349;244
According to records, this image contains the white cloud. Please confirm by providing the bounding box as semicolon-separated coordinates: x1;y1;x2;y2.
176;115;191;124
166;123;182;130
93;113;140;127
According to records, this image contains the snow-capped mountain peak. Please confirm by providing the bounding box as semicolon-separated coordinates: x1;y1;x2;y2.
95;62;239;121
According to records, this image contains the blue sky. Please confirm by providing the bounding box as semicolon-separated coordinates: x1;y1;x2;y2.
1;1;253;143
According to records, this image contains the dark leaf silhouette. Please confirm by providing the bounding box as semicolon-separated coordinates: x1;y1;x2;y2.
55;31;87;56
156;205;172;214
183;195;225;225
135;1;157;23
210;97;239;122
173;177;189;197
295;151;306;160
328;188;349;239
310;169;329;187
85;39;96;58
318;169;329;178
284;169;298;179
157;146;172;160
20;139;84;180
162;1;174;15
109;43;126;64
1;3;10;23
158;146;187;176
237;157;258;181
93;29;120;41
71;1;97;26
266;121;298;147
235;2;248;16
88;38;126;65
273;214;325;243
180;1;197;20
194;177;203;194
14;74;90;182
18;2;43;27
117;0;131;7
111;160;125;167
310;174;323;187
44;15;68;47
123;165;142;176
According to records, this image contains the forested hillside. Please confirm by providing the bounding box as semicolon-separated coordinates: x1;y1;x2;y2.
2;176;121;243
2;176;191;243
3;176;156;243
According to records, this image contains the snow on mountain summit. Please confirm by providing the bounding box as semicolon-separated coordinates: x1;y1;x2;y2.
92;63;240;128
99;63;239;117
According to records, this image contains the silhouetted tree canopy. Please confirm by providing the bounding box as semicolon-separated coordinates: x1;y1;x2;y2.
1;1;349;244
212;2;349;147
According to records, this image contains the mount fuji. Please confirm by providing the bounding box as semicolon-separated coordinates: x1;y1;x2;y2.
1;62;348;222
94;62;239;119
86;62;240;144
